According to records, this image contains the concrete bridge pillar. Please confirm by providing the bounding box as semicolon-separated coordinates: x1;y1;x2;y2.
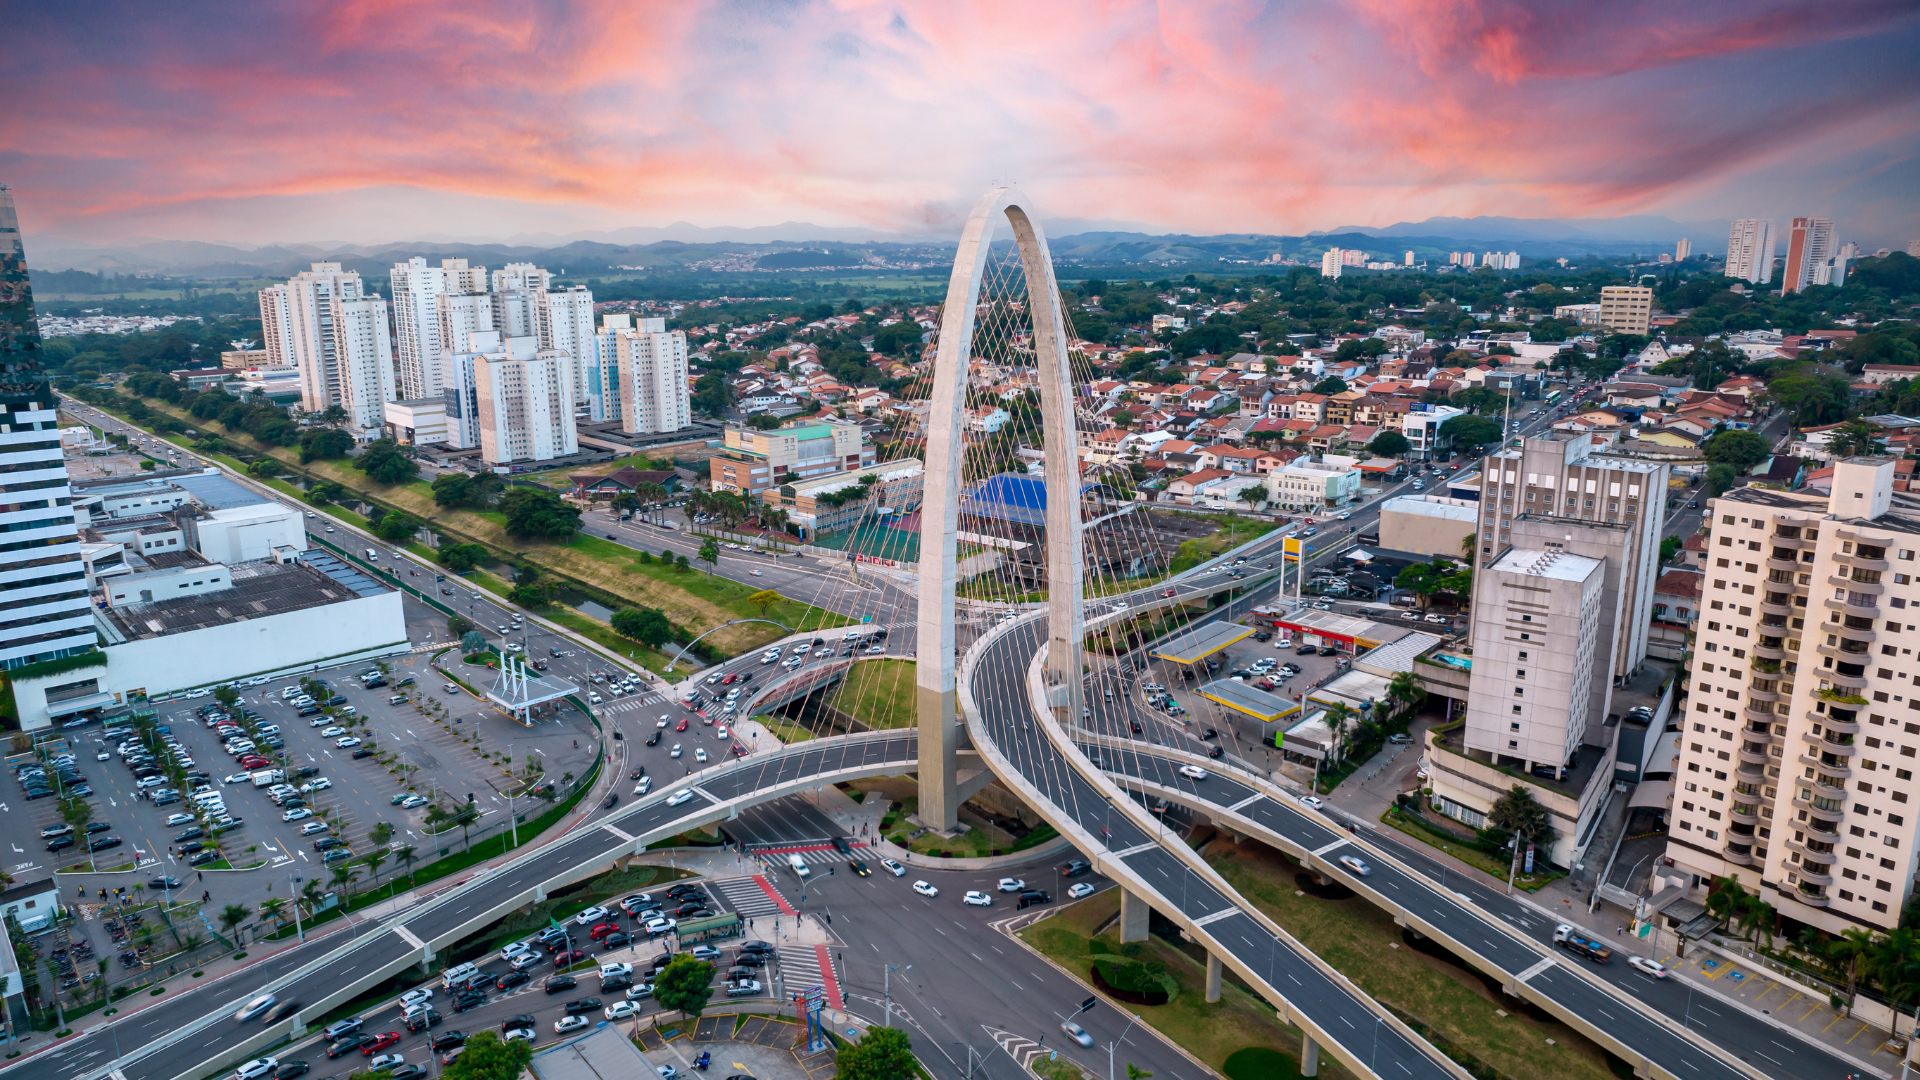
1300;1034;1320;1077
1119;888;1150;943
1205;952;1223;1003
533;884;547;903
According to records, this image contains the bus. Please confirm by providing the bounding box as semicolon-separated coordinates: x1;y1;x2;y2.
1544;390;1564;406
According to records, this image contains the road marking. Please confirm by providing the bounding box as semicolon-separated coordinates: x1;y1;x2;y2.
1311;839;1348;856
602;823;634;842
1226;794;1263;812
1113;841;1159;857
1193;908;1239;927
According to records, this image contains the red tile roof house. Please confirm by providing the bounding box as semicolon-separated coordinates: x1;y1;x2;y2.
1166;468;1238;504
1213;445;1269;474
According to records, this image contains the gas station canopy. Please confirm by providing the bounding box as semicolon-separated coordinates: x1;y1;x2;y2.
1149;622;1254;666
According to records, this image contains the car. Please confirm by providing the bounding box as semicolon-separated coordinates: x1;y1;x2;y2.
351;747;375;759
362;1031;401;1054
495;970;531;991
452;991;488;1013
725;980;763;997
367;1052;406;1071
670;743;683;758
511;951;542;971
1068;882;1096;899
1337;854;1372;876
149;875;184;891
962;890;992;907
1628;956;1669;979
1297;794;1324;810
234;993;278;1022
590;921;622;941
502;1027;537;1046
666;789;695;806
301;778;333;792
233;1057;279;1080
335;736;361;748
1062;1020;1094;1047
573;906;611;926
1177;764;1208;781
554;948;591;966
997;877;1025;893
694;747;709;763
563;997;603;1016
325;1038;366;1059
545;974;578;993
319;726;345;738
912;880;939;897
323;1018;364;1041
404;1009;441;1033
282;808;313;822
429;1031;466;1053
165;812;196;826
880;858;906;877
848;859;871;877
605;1000;642;1021
1064;859;1092;877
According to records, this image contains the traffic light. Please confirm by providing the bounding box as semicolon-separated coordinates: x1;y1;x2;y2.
1079;996;1097;1014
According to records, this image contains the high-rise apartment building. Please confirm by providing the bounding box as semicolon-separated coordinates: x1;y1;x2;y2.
1725;219;1776;284
1462;546;1606;781
0;184;94;671
389;257;446;401
257;284;298;370
1676;238;1692;262
535;285;596;410
1782;217;1836;295
615;317;692;436
268;263;396;430
1908;240;1920;258
1662;459;1920;933
1405;251;1414;267
473;334;578;465
1319;249;1341;278
491;263;553;294
1598;285;1654;335
585;314;631;425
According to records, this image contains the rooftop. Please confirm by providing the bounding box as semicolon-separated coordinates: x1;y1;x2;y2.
1487;546;1602;583
1150;621;1254;665
1433;721;1609;800
100;558;388;642
1197;678;1297;721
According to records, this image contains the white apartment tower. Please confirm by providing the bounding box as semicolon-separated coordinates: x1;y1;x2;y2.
1462;547;1606;781
1663;460;1920;934
1676;237;1692;262
586;314;631;424
1320;249;1342;279
536;285;596;410
474;335;578;465
1725;219;1777;284
389;257;446;401
492;263;553;294
615;317;692;436
272;262;396;431
257;284;298;370
0;184;94;671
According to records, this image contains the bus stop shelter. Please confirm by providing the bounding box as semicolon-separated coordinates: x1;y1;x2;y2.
675;913;743;946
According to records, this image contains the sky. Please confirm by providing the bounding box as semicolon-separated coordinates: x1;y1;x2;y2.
3;0;1918;249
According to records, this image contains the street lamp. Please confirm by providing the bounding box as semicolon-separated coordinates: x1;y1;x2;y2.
290;873;305;942
882;963;911;1028
1106;1010;1142;1080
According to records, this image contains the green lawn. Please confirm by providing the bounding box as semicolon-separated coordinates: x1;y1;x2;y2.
827;659;917;729
1378;807;1561;891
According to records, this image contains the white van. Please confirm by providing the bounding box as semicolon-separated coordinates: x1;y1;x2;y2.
440;962;480;990
786;853;811;878
1276;630;1292;649
365;548;379;561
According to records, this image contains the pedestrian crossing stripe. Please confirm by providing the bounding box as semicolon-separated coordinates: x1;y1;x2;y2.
777;946;844;1011
713;875;790;918
743;843;870;864
987;1027;1051;1069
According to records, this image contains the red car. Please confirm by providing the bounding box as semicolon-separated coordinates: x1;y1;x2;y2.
674;719;688;732
239;755;271;769
1161;588;1178;598
721;674;738;685
730;744;749;758
589;922;621;941
553;948;589;967
362;1031;401;1055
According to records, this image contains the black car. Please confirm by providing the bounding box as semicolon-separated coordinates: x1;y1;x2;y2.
351;748;375;759
495;970;531;991
189;850;221;866
645;732;662;747
387;1065;428;1080
563;998;602;1015
673;902;705;917
600;973;633;991
1297;644;1317;655
406;1008;442;1032
314;836;343;851
149;875;183;890
326;1037;370;1059
45;836;74;852
430;1031;466;1053
733;953;767;968
1319;646;1337;656
502;1015;536;1031
602;932;630;950
829;836;852;855
1017;889;1052;909
601;792;619;810
739;941;775;955
175;827;204;841
452;991;487;1013
629;769;646;781
666;885;700;899
544;974;577;994
264;1000;303;1024
270;1061;310;1079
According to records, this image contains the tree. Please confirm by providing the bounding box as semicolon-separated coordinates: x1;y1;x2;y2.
306;479;347;506
835;1025;917;1080
352;438;419;485
1311;377;1348;395
654;954;716;1020
438;542;488;573
1828;926;1877;1005
1367;431;1411;459
1438;414;1503;451
442;1029;532;1080
447;613;476;638
1870;928;1920;1034
1394;558;1469;609
611;607;673;648
747;589;783;619
1826;420;1887;459
1384;670;1427;719
212;685;240;711
374;512;419;544
246;458;279;478
509;583;549;607
698;538;721;581
1489;786;1556;875
218;903;250;941
298;427;353;464
498;488;581;541
1235;484;1269;513
1701;429;1771;472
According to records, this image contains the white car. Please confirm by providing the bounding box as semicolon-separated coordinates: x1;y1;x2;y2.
1297;794;1325;810
1628;956;1669;979
319;726;345;738
166;812;196;826
864;645;885;654
233;993;276;1021
281;808;313;822
1177;765;1208;781
301;778;332;792
222;772;251;785
335;736;361;748
962;890;992;907
573;906;611;926
299;821;330;835
511;951;542;971
1062;1020;1094;1047
656;717;669;728
1337;854;1371;877
600;962;634;979
502;942;534;962
880;858;906;877
605;1000;641;1021
912;880;939;897
367;1053;405;1070
400;987;434;1007
667;789;695;806
1111;602;1129;611
634;777;654;795
997;878;1025;893
502;1027;536;1044
643;917;677;935
232;1057;278;1080
714;725;730;740
694;748;709;763
1068;882;1096;899
670;743;683;758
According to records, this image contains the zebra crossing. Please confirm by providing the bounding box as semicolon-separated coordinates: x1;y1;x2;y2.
597;693;667;714
745;844;872;866
777;945;843;1010
714;875;791;918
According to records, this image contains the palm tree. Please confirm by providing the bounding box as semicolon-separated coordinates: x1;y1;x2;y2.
1489;786;1556;886
217;903;249;943
1830;927;1877;1004
394;844;418;891
328;864;360;896
698;538;721;581
1870;928;1920;1036
299;877;325;918
363;848;389;893
259;897;288;930
1384;670;1427;720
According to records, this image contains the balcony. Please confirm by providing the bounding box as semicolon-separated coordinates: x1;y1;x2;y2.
1723;844;1756;867
1746;703;1781;725
1833;551;1892;574
1825;668;1871;690
1794;866;1835;887
1787;839;1838;865
1738;744;1772;766
1800;733;1857;757
1759;596;1795;617
1792;790;1848;823
1767;556;1802;574
1754;641;1788;661
1797;760;1852;785
1744;718;1779;739
1823;596;1881;619
1792;884;1831;907
1818;710;1863;734
1747;684;1782;702
1817;638;1874;660
1830;574;1885;595
1772;533;1815;550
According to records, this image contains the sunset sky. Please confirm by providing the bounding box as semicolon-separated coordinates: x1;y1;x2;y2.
4;0;1918;247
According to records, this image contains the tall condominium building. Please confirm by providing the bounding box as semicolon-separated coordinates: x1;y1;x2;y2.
1319;249;1341;279
473;335;578;465
1663;459;1920;933
490;288;538;339
1782;217;1836;295
389;257;446;401
585;313;631;425
615;317;692;436
0;184;94;671
535;285;596;409
1598;285;1654;335
492;262;553;294
1676;237;1692;261
1725;219;1776;284
1908;240;1920;258
1404;251;1414;267
436;290;495;387
269;262;396;430
442;257;488;294
257;283;298;370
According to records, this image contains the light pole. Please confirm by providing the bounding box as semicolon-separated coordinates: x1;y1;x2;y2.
1106;1010;1141;1080
289;873;305;942
882;963;911;1028
1370;1016;1384;1073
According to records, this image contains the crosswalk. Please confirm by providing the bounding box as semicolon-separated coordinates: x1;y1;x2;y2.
714;875;791;918
745;844;872;866
778;945;843;1010
597;695;667;714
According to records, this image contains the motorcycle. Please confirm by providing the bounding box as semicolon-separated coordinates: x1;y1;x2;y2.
695;1052;711;1071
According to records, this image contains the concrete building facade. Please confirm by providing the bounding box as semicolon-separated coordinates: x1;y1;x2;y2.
615;317;692;436
1598;286;1654;335
1782;217;1836;295
710;421;872;496
1461;546;1606;779
473;335;579;465
272;262;396;431
1725;219;1777;284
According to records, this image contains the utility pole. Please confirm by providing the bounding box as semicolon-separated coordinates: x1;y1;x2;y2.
883;963;911;1028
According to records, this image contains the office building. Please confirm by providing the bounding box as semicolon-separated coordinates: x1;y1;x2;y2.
710;421;873;495
1725;219;1776;284
1676;238;1692;262
1782;217;1836;295
266;262;396;430
1908;241;1920;258
1598;285;1655;335
390;257;447;401
537;285;596;409
472;333;578;465
615;317;692;436
0;184;95;672
1661;459;1920;933
1320;249;1342;279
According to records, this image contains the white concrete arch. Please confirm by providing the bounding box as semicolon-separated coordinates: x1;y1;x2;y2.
916;186;1085;829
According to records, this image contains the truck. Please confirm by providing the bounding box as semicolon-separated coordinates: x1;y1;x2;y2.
250;769;287;788
1552;923;1613;963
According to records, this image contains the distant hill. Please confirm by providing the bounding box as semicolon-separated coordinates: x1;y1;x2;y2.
1319;214;1728;246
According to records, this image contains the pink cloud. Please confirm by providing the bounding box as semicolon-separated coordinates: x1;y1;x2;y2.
1;0;1916;243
